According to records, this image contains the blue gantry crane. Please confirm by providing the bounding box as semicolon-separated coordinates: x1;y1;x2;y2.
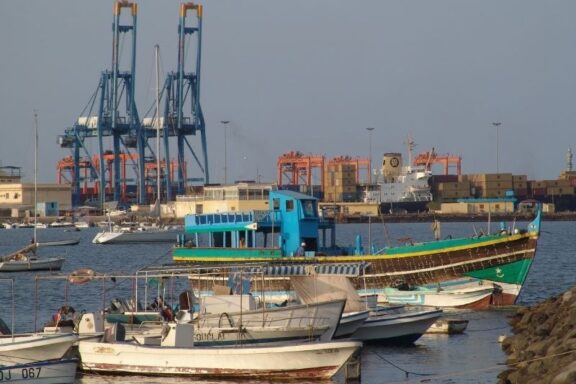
162;2;208;201
58;1;209;207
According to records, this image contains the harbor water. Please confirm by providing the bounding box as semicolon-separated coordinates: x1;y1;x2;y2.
0;219;573;384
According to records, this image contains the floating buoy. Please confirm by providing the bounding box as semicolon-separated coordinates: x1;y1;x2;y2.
68;268;96;285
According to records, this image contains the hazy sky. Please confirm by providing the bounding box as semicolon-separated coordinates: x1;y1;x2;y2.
2;1;576;184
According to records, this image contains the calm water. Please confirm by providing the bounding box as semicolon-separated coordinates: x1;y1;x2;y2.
0;219;573;384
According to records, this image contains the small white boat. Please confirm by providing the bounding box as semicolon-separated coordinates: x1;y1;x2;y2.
0;358;78;384
0;333;78;365
351;307;443;344
79;322;361;380
0;278;77;366
381;284;495;309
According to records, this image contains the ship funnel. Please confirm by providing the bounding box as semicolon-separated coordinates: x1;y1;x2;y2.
382;153;402;182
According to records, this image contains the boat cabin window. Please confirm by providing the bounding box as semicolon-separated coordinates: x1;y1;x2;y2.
273;198;280;210
302;200;316;218
286;200;294;212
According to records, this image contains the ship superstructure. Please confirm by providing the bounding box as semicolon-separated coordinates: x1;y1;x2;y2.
364;140;432;212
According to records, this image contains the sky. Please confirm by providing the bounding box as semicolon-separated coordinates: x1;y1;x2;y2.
1;1;576;184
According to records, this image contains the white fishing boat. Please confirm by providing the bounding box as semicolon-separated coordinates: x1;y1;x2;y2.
380;284;495;310
78;322;361;380
0;333;78;365
121;294;346;346
350;307;443;344
0;279;78;366
0;359;78;384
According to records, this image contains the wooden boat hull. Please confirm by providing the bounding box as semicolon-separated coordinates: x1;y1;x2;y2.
0;334;78;365
351;308;443;344
78;340;361;379
0;359;77;384
181;233;537;307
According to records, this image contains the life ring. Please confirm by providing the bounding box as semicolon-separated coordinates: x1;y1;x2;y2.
68;268;96;285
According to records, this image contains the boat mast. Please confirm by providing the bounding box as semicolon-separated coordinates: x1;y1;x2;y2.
155;44;161;217
33;110;38;244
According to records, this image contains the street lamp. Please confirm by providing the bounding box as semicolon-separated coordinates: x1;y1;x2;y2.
221;120;230;184
492;122;501;174
366;127;375;183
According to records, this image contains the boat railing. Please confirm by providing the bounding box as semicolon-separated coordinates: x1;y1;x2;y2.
253;210;282;225
187;211;257;226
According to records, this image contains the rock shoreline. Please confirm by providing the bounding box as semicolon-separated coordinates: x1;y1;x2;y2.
498;287;576;384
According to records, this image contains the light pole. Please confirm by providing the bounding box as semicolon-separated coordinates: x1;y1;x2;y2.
366;127;375;183
492;122;501;174
221;120;230;184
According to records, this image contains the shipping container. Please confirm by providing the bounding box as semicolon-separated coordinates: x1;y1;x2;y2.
481;180;513;190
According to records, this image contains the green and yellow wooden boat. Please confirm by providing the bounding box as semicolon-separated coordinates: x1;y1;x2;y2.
173;190;541;305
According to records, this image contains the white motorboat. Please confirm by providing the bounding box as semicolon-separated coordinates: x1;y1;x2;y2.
350;307;443;344
78;322;361;380
0;358;78;384
0;333;78;365
0;278;78;365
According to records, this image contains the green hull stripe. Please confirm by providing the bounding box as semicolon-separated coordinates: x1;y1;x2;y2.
465;259;533;285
